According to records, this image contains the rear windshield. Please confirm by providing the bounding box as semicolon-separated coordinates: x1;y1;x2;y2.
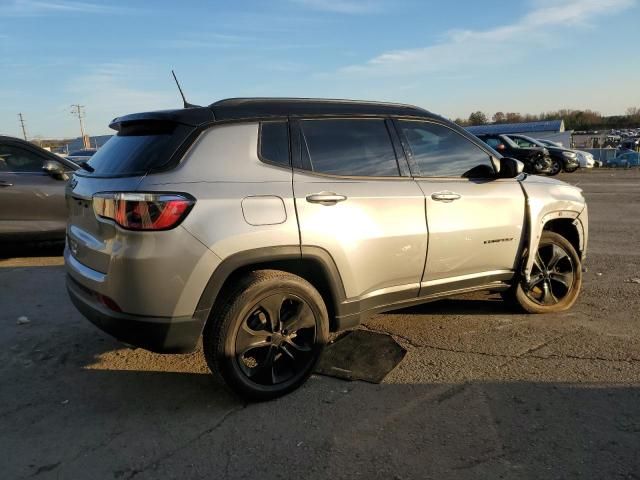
86;122;194;176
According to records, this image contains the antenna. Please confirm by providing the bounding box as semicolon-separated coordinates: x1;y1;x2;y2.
171;70;199;108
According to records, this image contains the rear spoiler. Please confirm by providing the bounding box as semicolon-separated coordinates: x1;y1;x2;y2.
109;107;215;132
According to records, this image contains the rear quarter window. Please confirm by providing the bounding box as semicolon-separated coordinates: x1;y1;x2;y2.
259;121;290;167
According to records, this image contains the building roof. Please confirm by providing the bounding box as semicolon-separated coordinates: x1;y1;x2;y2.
466;120;565;135
110;97;436;130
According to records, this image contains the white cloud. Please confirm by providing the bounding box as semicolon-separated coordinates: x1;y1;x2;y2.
290;0;386;14
0;0;132;16
166;32;258;49
340;0;636;75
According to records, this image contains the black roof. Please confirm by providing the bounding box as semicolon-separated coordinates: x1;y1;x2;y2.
210;97;433;120
109;97;436;130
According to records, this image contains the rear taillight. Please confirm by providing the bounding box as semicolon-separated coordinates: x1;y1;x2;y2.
93;192;195;231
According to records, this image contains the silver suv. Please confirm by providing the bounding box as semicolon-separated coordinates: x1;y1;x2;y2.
65;98;588;400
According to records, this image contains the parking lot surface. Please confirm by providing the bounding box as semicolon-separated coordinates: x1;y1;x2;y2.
1;169;639;479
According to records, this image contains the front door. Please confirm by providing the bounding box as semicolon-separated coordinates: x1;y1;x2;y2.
394;120;526;293
0;143;67;237
292;118;427;308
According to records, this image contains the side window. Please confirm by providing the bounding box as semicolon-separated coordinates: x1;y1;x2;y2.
398;121;494;178
483;137;502;149
300;119;400;177
259;121;290;167
512;137;535;148
0;145;44;172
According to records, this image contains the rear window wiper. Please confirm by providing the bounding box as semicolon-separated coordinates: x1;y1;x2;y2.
78;161;95;172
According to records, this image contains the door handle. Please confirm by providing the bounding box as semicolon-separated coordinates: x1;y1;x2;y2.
0;181;13;187
431;191;461;202
306;192;347;205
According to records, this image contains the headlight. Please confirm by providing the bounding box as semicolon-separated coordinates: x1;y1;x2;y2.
562;151;577;158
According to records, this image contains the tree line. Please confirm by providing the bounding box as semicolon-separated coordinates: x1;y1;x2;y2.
455;107;640;130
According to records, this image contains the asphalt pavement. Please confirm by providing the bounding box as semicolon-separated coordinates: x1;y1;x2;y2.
1;169;639;479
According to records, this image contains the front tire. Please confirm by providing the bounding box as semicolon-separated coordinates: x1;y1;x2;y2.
203;270;329;401
547;158;562;176
507;232;582;314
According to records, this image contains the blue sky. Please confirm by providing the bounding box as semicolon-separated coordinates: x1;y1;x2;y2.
1;0;639;138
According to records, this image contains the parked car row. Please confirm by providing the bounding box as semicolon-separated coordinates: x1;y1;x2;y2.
472;132;640;172
473;133;580;175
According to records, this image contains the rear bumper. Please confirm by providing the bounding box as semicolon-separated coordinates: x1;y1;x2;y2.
67;274;205;353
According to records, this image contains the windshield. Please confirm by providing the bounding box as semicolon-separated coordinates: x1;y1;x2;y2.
499;135;519;148
509;135;544;148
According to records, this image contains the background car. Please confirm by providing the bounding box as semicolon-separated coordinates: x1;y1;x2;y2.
506;134;580;174
575;151;596;168
0;135;78;242
474;133;553;175
608;151;640;168
66;148;97;164
618;138;640;151
535;138;597;167
536;140;596;169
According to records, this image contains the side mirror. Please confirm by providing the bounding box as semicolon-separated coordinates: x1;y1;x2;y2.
499;157;524;178
42;160;68;180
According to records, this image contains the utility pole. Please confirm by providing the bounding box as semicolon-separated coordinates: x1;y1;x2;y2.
18;113;27;141
70;104;89;148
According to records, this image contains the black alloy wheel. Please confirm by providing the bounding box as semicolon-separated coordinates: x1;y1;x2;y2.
203;270;328;401
505;231;582;314
235;293;316;386
523;242;575;306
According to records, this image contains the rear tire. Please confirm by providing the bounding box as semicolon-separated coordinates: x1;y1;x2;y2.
505;232;582;314
563;165;579;173
203;270;329;401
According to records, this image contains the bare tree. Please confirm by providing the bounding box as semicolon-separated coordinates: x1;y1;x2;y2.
492;112;506;123
468;111;488;126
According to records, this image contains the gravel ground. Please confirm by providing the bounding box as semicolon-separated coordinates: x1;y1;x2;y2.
1;169;639;479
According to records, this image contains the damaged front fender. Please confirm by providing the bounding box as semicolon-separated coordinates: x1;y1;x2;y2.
519;176;588;282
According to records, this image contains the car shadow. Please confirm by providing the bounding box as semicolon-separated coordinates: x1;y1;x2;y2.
0;241;64;259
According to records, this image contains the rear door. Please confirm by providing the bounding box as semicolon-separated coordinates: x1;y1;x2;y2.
292;118;427;308
395;120;525;293
0;142;67;237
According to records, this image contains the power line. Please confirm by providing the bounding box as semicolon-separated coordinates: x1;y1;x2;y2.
18;113;27;141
